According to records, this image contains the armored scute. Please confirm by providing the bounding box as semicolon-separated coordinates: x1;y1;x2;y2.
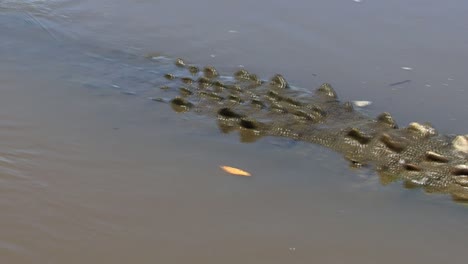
159;58;468;202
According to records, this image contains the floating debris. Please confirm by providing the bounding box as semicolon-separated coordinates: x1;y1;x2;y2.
353;101;372;107
228;30;238;33
389;80;411;86
401;67;413;71
220;166;251;177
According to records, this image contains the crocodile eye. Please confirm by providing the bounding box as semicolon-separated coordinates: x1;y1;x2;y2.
404;163;422;172
425;151;449;163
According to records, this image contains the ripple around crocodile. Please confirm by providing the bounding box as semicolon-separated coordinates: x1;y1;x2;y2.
150;57;468;203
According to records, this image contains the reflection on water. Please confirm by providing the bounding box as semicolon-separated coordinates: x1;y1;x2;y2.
1;0;468;263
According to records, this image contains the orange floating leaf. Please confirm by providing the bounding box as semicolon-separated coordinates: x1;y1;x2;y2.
220;166;251;177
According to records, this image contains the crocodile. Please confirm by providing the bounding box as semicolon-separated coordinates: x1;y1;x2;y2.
1;0;466;204
154;58;468;202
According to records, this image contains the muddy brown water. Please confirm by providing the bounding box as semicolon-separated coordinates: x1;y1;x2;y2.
1;0;467;263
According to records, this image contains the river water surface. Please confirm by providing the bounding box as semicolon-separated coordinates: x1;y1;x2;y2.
1;0;468;263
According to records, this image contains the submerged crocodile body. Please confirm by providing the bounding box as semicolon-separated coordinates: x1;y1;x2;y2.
156;58;468;202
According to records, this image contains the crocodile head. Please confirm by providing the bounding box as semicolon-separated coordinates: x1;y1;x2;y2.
382;134;468;202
